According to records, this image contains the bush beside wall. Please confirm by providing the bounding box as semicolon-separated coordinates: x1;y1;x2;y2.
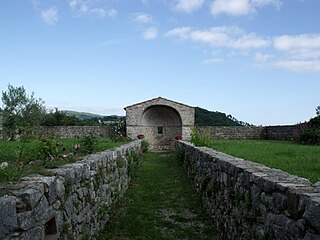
177;141;320;240
0;140;142;240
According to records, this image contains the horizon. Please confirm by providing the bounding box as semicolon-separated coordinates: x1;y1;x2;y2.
1;0;319;126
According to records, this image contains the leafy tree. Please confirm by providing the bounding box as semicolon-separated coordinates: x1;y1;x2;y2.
42;108;77;126
1;84;46;140
316;106;320;116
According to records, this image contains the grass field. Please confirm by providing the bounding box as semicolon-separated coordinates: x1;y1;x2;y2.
99;152;217;239
0;137;128;183
203;140;320;183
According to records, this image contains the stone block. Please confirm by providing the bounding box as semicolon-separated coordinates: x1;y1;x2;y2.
303;197;320;232
0;196;17;238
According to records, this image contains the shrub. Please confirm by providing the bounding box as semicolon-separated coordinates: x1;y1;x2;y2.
299;116;320;145
37;135;65;162
126;150;142;178
80;134;97;154
141;140;150;153
190;127;212;147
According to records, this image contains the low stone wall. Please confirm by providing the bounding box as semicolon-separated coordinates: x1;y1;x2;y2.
0;140;141;240
177;141;320;239
264;124;306;141
0;126;113;140
197;126;264;140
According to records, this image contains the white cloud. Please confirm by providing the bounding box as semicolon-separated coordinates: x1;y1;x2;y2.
68;0;117;19
166;26;270;49
211;0;282;17
203;58;223;64
255;52;274;63
274;60;320;73
273;34;320;59
143;27;158;40
133;13;153;24
41;7;58;25
175;0;205;13
91;8;117;19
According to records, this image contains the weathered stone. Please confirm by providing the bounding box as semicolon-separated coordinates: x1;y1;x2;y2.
0;196;17;238
17;211;35;230
304;231;320;240
303;197;320;232
177;141;320;240
34;196;51;222
12;184;44;210
26;226;44;240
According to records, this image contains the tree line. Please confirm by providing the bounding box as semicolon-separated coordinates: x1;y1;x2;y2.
0;84;120;140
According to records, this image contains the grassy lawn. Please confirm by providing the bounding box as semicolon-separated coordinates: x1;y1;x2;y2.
0;137;128;183
99;152;218;240
204;140;320;183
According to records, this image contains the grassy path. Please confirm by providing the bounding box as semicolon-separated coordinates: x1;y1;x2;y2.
99;152;218;240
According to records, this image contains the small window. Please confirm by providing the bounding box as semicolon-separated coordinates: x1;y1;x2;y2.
158;127;163;134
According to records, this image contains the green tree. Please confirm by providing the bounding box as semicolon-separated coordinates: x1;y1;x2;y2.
316;106;320;116
1;84;46;140
42;108;77;126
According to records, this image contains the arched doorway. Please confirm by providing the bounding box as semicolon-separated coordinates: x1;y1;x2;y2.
140;105;182;150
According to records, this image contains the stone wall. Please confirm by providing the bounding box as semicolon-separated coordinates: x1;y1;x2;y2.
197;126;264;140
264;124;306;141
0;140;142;240
177;141;320;240
197;125;307;142
1;126;112;140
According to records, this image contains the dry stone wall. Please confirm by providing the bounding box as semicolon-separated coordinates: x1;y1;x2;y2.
197;126;264;140
0;140;141;240
177;141;320;240
0;126;112;140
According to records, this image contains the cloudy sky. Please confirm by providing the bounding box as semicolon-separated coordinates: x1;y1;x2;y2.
1;0;319;125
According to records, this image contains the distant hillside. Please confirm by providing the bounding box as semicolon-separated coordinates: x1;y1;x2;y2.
63;108;247;126
195;107;243;126
63;110;124;122
63;110;104;120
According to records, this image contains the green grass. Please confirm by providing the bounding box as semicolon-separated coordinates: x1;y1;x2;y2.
203;140;320;183
0;137;128;184
99;152;217;240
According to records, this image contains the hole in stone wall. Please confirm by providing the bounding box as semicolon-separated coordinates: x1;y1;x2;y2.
44;216;58;240
158;126;163;134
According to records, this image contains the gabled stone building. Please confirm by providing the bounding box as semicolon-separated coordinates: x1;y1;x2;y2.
124;97;195;150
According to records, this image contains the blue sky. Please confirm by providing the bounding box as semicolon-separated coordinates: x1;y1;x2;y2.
1;0;319;125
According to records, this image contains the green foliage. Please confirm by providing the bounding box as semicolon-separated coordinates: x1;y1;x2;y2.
299;111;320;145
37;135;66;162
316;106;320;116
126;150;142;178
190;127;212;147
1;84;46;140
195;107;243;126
110;120;127;142
116;156;126;168
80;134;97;154
0;137;128;183
141;140;150;153
42;108;77;126
0;167;22;182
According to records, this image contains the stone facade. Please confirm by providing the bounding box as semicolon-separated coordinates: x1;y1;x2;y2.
0;141;142;240
176;141;320;239
125;97;195;150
